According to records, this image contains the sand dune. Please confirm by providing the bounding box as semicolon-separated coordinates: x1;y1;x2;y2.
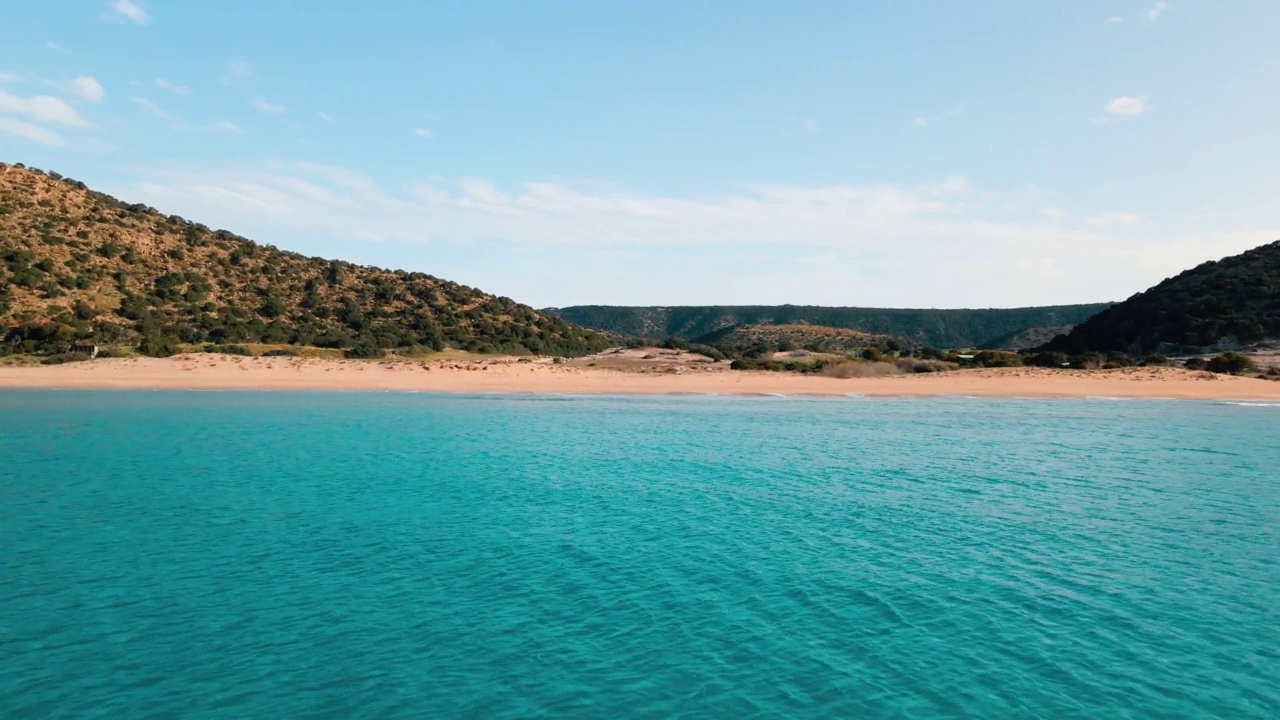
2;355;1279;400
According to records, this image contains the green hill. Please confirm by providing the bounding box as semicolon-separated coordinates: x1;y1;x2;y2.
1041;240;1280;354
0;163;608;356
545;303;1111;350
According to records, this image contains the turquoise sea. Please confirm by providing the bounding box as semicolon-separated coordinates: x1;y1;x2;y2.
1;391;1278;718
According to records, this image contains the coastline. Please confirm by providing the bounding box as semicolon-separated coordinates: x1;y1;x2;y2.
2;356;1279;400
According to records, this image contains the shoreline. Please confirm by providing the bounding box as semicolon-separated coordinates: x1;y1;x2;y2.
1;356;1279;400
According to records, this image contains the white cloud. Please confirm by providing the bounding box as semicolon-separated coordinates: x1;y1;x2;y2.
120;163;1277;307
219;59;252;86
129;96;169;119
1086;211;1141;226
46;41;68;53
0;118;63;146
1104;16;1123;26
0;71;20;83
213;120;242;134
913;117;928;128
51;76;105;103
1104;95;1147;117
107;0;150;24
802;118;819;133
252;97;285;115
316;111;334;122
1147;2;1170;21
155;78;191;96
412;127;433;138
0;89;88;126
1039;207;1068;220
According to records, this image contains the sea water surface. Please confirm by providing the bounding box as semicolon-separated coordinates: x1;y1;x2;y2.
1;391;1278;718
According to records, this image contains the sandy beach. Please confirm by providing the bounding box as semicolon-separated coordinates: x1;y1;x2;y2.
1;354;1278;399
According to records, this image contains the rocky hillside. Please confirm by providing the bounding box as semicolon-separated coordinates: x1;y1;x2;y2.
1041;240;1280;354
0;163;608;356
545;303;1110;350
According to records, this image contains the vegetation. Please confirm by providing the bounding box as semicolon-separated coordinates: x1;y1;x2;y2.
1205;352;1256;375
546;302;1110;350
1041;240;1280;354
0;163;608;357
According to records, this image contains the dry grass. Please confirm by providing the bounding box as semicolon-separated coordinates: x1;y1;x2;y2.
817;360;902;378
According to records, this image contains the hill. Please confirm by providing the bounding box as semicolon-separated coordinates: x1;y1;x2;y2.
1041;240;1280;354
0;163;608;356
544;303;1111;350
695;323;894;355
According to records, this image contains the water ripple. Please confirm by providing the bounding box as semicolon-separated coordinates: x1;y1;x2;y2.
0;391;1278;718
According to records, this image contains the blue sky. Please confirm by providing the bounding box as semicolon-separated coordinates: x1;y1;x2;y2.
2;1;1278;308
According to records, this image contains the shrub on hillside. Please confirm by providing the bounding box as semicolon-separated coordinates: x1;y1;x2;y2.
1183;357;1208;370
1142;354;1172;366
263;348;300;357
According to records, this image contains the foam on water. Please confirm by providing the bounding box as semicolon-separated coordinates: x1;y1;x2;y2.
1;391;1277;719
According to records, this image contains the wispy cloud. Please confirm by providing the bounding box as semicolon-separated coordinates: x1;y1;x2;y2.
106;0;150;24
219;59;252;86
0;89;88;126
1039;207;1068;220
1147;2;1170;21
213;120;242;134
1086;211;1142;226
913;117;928;128
45;41;68;53
252;97;285;115
129;96;169;120
0;118;64;146
316;111;334;122
0;71;20;83
50;76;105;103
412;127;433;138
1104;16;1123;26
122;163;1272;307
155;78;191;96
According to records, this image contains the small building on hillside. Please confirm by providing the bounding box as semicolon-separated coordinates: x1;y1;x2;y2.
70;343;99;358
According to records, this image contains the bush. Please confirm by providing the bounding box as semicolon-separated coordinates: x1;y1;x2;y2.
137;335;180;358
1103;352;1135;369
263;348;300;357
344;343;385;359
1184;357;1208;370
1031;351;1069;368
41;352;93;365
211;344;253;356
1071;352;1106;370
96;346;130;359
972;350;1022;368
1142;354;1171;366
1205;352;1256;375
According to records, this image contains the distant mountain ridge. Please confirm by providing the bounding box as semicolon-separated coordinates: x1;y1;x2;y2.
0;162;608;356
1041;240;1280;354
544;303;1112;350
